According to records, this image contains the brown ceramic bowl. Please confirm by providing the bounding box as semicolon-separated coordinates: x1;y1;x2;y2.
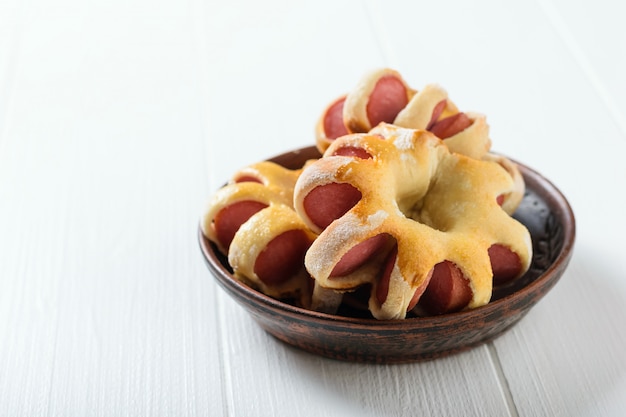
199;146;576;363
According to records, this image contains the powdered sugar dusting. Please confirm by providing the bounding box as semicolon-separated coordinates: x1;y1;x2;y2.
392;128;415;151
302;157;352;185
367;210;388;228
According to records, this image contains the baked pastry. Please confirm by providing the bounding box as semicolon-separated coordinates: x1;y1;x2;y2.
316;68;491;159
316;68;524;215
202;161;316;305
202;68;530;319
294;124;532;319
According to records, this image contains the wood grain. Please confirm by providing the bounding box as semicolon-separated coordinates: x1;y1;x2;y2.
1;0;625;415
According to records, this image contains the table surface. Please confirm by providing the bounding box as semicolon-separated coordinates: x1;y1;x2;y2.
1;0;625;416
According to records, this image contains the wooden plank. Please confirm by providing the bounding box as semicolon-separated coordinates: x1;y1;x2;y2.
0;0;24;124
538;0;626;136
0;0;224;415
494;252;626;417
200;0;387;177
489;1;626;415
217;295;511;417
1;0;623;415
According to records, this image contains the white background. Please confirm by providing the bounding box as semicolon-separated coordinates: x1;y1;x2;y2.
1;0;625;415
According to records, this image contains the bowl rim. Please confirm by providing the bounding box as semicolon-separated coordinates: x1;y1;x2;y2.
199;147;576;330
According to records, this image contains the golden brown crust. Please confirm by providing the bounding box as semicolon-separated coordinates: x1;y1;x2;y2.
294;125;532;320
202;161;316;305
482;153;525;215
318;69;492;160
205;69;531;319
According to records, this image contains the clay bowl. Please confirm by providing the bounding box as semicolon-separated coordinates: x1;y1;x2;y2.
199;146;576;363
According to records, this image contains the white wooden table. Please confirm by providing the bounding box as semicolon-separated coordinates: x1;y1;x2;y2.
1;0;625;415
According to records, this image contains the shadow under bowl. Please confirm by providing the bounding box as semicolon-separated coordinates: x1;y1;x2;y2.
199;146;576;363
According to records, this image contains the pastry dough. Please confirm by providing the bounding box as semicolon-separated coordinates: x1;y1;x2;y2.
295;125;532;320
316;68;491;160
202;161;316;305
202;68;531;319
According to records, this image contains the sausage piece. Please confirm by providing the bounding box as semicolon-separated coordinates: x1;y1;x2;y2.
254;229;312;285
302;183;362;230
375;246;397;307
366;75;410;128
332;146;373;159
330;234;388;277
323;96;349;140
214;201;268;249
429;112;473;139
420;261;472;315
376;246;428;312
234;175;263;184
426;99;448;130
488;244;523;284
